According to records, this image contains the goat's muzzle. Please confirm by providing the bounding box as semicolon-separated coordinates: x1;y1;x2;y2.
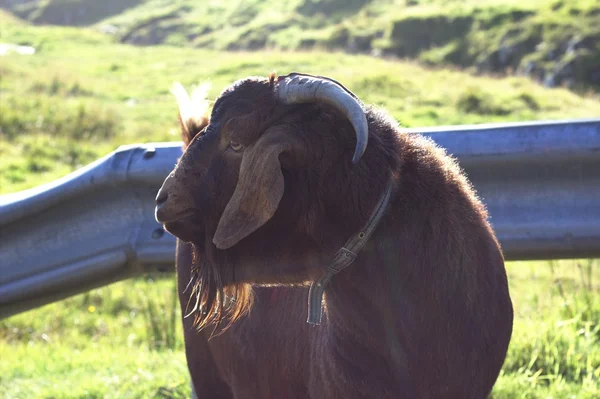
154;174;195;224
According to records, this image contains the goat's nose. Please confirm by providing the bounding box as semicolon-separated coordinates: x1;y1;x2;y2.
155;189;168;206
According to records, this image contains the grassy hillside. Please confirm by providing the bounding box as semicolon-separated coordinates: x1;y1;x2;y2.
0;11;599;399
2;0;599;91
1;10;599;193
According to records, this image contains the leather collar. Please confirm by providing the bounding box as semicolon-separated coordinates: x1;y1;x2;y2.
307;179;395;324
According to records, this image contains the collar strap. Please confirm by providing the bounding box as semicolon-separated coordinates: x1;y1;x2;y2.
307;179;395;325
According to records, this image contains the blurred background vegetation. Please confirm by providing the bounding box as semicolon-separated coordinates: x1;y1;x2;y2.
0;1;598;398
2;0;599;90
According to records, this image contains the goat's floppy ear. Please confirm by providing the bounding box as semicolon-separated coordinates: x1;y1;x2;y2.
213;129;294;249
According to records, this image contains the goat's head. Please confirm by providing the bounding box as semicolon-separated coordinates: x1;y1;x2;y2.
155;72;391;331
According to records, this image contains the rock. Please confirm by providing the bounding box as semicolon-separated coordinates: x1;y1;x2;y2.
99;24;119;35
298;38;317;49
0;43;35;55
388;14;473;58
477;28;543;75
326;26;350;48
370;48;382;57
543;73;556;88
347;33;373;53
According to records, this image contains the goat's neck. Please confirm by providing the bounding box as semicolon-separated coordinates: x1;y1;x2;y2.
315;241;414;393
323;241;401;340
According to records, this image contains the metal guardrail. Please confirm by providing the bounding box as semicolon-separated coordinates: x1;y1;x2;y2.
1;118;599;318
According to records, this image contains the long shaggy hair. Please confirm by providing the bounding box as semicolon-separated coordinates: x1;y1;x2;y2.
186;243;254;336
172;80;254;336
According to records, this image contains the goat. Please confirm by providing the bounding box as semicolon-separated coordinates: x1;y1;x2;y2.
155;72;514;399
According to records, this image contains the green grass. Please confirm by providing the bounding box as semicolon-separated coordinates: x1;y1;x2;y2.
0;276;191;399
1;11;599;193
3;0;599;90
0;13;599;398
1;262;598;398
491;260;600;398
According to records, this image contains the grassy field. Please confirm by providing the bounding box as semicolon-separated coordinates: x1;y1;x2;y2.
3;0;599;91
1;11;599;398
2;10;600;193
1;264;598;398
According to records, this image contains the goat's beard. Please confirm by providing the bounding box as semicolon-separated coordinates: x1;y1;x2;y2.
184;241;254;337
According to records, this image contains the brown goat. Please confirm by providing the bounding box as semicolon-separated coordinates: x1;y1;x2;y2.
155;73;513;399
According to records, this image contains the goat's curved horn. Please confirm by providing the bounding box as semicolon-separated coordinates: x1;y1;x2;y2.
276;73;368;163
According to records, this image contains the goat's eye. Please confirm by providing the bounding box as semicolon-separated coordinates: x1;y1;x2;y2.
229;141;245;152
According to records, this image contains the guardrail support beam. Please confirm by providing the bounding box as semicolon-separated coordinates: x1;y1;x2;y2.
1;119;599;318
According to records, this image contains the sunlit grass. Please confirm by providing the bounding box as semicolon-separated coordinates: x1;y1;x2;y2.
1;12;599;194
1;261;598;398
5;0;599;92
0;12;599;398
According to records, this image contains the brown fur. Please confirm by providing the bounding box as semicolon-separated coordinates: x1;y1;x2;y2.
157;74;513;398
